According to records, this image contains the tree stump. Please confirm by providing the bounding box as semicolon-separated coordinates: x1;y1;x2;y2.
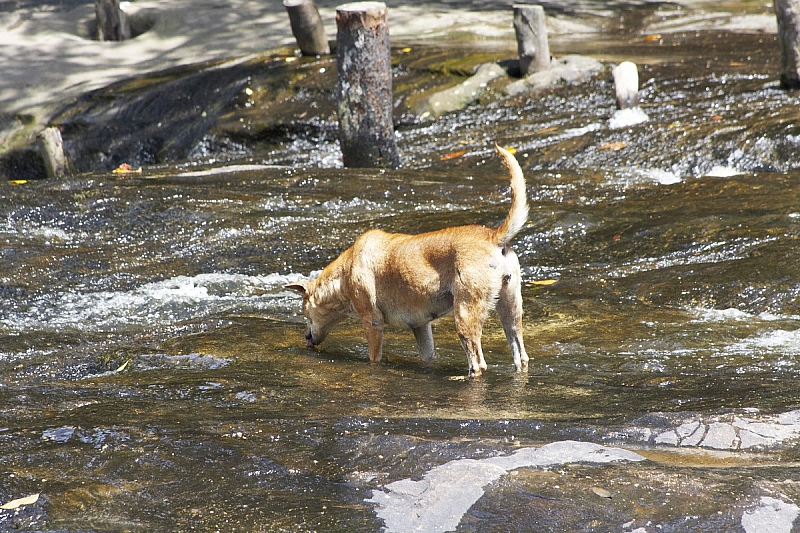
95;0;131;41
37;128;70;179
335;2;399;168
513;4;551;76
774;0;800;89
284;0;330;56
612;61;639;109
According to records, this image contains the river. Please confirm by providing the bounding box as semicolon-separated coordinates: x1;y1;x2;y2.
2;3;800;532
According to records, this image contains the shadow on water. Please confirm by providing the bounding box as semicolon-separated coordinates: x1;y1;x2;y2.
3;13;800;533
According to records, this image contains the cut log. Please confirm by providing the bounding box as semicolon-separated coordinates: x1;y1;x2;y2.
513;4;551;76
612;61;639;109
95;0;131;41
37;128;70;179
335;2;399;168
284;0;330;56
774;0;800;89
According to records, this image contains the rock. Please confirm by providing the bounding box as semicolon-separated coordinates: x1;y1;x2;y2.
417;62;506;119
367;441;644;533
506;55;604;96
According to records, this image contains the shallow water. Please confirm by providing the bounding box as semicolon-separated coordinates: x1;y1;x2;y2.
3;11;800;533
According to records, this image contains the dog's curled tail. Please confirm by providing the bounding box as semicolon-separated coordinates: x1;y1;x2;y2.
493;143;529;246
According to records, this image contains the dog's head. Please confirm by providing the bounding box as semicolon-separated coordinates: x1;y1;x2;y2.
285;280;347;348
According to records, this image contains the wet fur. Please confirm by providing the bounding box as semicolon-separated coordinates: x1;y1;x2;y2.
286;144;529;376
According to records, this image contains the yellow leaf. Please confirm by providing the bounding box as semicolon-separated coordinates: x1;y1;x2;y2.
529;279;558;286
504;146;517;155
9;180;27;185
401;47;412;53
440;150;467;161
1;493;40;510
598;141;627;151
112;163;142;174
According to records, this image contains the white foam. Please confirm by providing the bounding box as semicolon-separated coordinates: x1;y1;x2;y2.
608;107;649;129
706;165;742;178
690;307;800;324
643;168;681;185
2;272;308;333
604;167;681;188
690;307;754;323
175;164;278;178
729;329;800;356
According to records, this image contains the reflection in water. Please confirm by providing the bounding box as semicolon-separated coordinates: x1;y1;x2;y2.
3;25;800;533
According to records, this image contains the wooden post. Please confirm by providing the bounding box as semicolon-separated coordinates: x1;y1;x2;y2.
513;4;551;76
284;0;330;56
335;2;399;168
95;0;131;41
612;61;639;109
37;128;70;179
774;0;800;89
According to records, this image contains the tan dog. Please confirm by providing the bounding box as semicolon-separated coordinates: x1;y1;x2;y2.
286;144;529;376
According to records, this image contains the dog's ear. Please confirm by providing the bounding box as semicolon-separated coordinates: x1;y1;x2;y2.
285;282;309;295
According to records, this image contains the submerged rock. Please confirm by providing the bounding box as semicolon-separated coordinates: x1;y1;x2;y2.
506;54;605;96
416;62;507;119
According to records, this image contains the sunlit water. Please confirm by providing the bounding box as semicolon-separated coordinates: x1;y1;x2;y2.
2;23;800;533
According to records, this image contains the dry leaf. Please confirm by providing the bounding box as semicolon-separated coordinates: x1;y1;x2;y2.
440;150;467;161
112;163;142;174
1;493;40;510
644;34;662;42
529;279;558;286
9;180;27;185
598;141;627;151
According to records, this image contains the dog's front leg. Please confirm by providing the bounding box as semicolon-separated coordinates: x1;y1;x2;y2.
361;315;385;363
412;322;436;362
455;314;488;376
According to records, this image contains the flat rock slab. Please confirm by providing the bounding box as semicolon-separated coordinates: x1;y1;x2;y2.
367;441;644;533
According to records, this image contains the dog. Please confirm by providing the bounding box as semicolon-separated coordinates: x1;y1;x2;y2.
286;144;529;376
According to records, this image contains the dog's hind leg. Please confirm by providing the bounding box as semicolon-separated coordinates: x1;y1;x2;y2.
497;249;529;371
412;322;436;362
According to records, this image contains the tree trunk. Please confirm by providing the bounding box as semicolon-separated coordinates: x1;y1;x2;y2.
612;61;639;109
513;4;551;76
335;2;400;168
284;0;330;56
37;128;70;179
775;0;800;89
95;0;131;41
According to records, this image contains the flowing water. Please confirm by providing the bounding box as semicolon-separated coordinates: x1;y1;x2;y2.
3;10;800;533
